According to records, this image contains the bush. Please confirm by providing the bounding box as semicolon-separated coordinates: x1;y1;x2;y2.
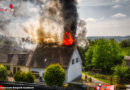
14;71;26;82
14;71;35;83
26;72;35;83
114;64;129;78
43;64;65;86
113;63;130;83
0;65;8;80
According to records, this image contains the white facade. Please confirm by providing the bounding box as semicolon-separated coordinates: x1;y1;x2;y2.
30;48;82;83
66;48;82;82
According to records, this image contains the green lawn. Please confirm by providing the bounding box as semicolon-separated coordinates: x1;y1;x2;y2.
122;47;130;56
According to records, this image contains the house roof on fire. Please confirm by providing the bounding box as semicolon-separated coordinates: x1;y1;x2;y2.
29;44;76;69
0;43;76;69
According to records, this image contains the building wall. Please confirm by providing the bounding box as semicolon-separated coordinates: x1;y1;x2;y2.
30;68;44;78
125;60;130;66
0;63;29;75
66;48;82;82
19;66;30;72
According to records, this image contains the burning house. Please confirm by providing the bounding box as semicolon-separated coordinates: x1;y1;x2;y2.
27;0;82;83
0;0;85;83
30;44;82;83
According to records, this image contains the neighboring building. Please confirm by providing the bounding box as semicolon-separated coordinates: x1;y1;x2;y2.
0;53;31;75
0;44;31;75
29;45;82;83
124;56;130;66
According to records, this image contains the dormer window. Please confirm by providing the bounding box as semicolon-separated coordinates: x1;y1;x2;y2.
72;59;74;64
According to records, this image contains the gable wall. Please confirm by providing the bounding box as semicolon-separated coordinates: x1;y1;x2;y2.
66;48;82;82
0;63;29;75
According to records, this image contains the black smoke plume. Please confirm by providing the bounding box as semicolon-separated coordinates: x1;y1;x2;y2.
60;0;78;36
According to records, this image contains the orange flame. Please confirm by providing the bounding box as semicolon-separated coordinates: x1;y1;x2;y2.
63;32;74;45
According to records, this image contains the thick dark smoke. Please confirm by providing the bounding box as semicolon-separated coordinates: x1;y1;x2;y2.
23;0;79;45
0;0;87;48
60;0;78;36
0;0;44;37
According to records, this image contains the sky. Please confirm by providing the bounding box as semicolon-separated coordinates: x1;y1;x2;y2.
0;0;130;37
77;0;130;36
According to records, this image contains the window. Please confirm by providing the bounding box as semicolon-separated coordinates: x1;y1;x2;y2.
5;65;10;70
72;59;74;64
8;54;13;61
76;58;79;63
13;67;16;74
17;67;20;71
18;54;28;61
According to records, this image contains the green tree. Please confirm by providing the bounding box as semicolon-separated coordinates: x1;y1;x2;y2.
43;64;65;86
85;46;94;70
88;39;98;46
109;39;123;65
92;39;112;73
78;47;87;67
0;65;8;80
91;39;123;73
88;39;95;46
120;39;130;47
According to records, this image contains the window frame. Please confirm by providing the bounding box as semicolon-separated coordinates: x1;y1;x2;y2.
17;67;20;71
72;59;75;64
76;58;79;63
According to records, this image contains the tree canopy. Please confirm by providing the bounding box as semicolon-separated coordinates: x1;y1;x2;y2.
85;46;94;70
0;65;8;80
120;39;130;47
85;39;123;73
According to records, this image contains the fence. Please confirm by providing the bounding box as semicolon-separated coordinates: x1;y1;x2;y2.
115;85;130;90
0;81;73;90
68;82;95;90
87;72;130;84
87;72;118;84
